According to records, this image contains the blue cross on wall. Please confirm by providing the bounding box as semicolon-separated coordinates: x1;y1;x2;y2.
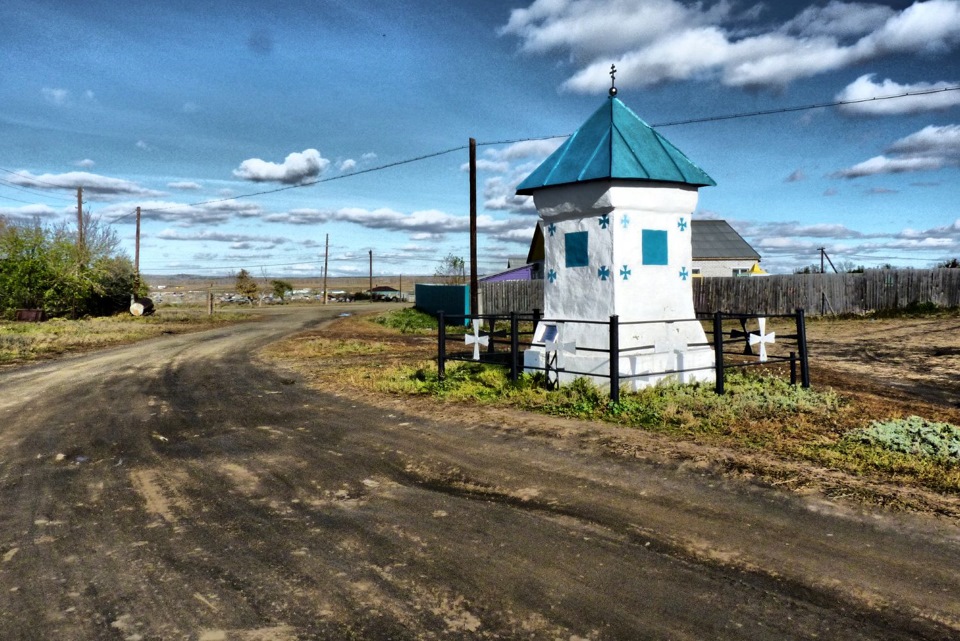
547;269;557;283
679;267;689;281
598;265;611;281
598;214;610;229
677;217;688;232
547;223;557;237
620;214;630;229
620;265;631;280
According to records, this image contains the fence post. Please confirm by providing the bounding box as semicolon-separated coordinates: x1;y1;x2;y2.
609;315;620;403
437;311;446;381
796;308;810;388
713;311;725;394
486;316;496;354
790;352;797;386
510;312;519;382
532;308;542;327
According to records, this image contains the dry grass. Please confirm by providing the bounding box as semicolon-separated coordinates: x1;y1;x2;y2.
262;310;960;508
0;308;252;367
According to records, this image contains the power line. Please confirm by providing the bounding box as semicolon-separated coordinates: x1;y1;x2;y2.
652;85;960;128
0;177;77;202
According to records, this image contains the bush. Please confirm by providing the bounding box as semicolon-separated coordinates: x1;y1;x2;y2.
843;416;960;462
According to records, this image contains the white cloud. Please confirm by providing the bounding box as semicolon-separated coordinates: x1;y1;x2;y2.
74;159;95;168
233;149;330;184
833;124;960;177
502;0;960;91
833;155;948;177
339;159;357;173
836;74;960;115
168;181;202;191
100;199;263;226
4;170;163;198
136;140;151;151
264;206;533;243
460;159;510;173
887;124;960;155
0;203;65;220
781;1;895;38
156;229;290;244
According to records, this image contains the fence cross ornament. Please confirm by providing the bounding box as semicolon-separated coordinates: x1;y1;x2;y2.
749;317;776;362
464;319;489;360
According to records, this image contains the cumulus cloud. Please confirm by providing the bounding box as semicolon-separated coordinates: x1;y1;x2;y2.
74;159;95;169
836;74;960;115
339;159;357;173
833;124;960;177
233;149;330;184
4;170;163;198
502;0;960;91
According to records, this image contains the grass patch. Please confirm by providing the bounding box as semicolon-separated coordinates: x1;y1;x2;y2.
263;312;960;497
0;308;251;366
371;308;438;334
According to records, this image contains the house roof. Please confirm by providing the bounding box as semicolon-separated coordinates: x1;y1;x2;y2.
516;97;715;195
691;220;760;260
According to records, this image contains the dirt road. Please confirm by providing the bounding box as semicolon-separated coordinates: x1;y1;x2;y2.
1;306;958;640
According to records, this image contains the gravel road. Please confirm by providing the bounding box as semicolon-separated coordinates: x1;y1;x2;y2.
1;305;958;640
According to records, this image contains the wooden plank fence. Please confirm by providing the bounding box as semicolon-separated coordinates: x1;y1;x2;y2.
479;269;960;317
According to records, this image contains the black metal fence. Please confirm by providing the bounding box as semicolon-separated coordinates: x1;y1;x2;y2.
436;309;810;401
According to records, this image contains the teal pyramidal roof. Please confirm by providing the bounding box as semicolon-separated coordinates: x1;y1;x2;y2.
516;97;715;195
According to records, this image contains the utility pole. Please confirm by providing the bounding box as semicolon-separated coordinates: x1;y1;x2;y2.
134;206;141;292
369;250;373;302
76;186;85;256
469;137;478;316
322;233;329;305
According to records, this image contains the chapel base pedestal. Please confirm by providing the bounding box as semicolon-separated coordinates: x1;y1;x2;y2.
523;345;715;392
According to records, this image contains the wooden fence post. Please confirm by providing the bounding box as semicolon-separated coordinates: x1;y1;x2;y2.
713;311;725;394
510;312;519;382
437;311;446;381
796;308;810;388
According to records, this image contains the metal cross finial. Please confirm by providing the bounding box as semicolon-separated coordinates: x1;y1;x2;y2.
609;64;618;97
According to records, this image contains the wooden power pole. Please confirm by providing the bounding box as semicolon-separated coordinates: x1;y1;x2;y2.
134;206;141;292
76;186;85;255
322;233;329;305
469;137;478;316
368;250;373;302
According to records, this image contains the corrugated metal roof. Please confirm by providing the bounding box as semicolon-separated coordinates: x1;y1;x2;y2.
691;220;760;260
516;97;715;195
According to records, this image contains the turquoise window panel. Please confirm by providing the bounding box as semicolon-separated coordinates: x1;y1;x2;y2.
565;231;589;268
642;229;668;265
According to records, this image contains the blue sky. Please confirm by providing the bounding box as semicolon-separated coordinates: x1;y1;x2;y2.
2;0;960;277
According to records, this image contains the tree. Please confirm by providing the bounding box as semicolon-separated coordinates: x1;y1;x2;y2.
235;269;259;304
0;214;138;319
938;258;960;268
271;279;293;301
435;253;466;284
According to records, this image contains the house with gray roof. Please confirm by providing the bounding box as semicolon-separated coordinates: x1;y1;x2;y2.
522;218;761;279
